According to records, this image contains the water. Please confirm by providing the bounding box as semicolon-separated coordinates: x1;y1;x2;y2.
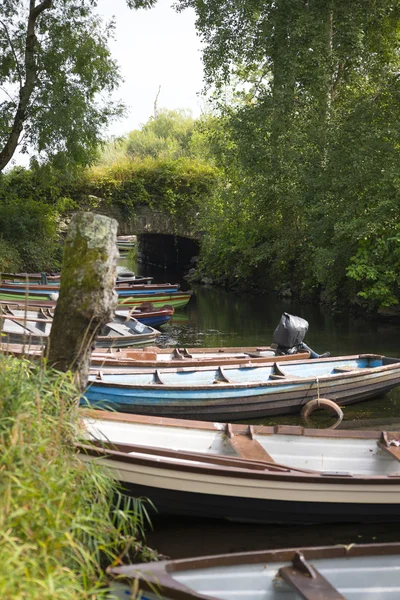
122;257;400;558
123;258;400;430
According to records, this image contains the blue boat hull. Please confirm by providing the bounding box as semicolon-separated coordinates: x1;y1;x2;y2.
135;314;171;327
116;287;179;296
83;356;400;420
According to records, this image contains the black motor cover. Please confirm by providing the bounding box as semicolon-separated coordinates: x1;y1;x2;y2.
273;312;309;349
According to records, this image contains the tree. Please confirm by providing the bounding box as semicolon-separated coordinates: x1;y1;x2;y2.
171;0;400;307
125;109;196;159
0;0;156;172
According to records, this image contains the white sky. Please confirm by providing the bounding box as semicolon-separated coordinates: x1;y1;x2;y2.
96;0;205;137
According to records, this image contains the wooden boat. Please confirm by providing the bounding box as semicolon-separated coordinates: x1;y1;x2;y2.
89;346;310;370
0;281;181;295
108;542;400;599
116;235;136;253
1;272;61;283
117;291;192;309
0;289;192;309
79;410;400;523
0;307;160;348
116;306;174;328
83;354;400;420
0;301;174;328
0;343;310;372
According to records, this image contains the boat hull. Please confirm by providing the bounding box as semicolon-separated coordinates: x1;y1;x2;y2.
80;411;400;525
84;358;400;420
118;292;192;309
79;447;400;524
117;480;400;524
109;543;400;600
0;291;192;309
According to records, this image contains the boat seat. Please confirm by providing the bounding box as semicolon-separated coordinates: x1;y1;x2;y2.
154;370;165;385
333;366;362;373
106;323;129;336
226;425;276;463
378;431;400;463
279;552;345;600
213;366;231;384
16;320;48;337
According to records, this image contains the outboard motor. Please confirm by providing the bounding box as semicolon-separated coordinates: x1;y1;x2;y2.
116;270;136;283
273;312;330;359
273;313;308;355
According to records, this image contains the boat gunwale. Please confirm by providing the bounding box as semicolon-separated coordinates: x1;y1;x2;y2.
107;541;400;600
76;433;400;484
0;282;181;292
80;408;389;438
0;304;174;320
86;355;400;391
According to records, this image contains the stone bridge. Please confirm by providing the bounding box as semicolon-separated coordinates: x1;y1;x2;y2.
115;205;201;268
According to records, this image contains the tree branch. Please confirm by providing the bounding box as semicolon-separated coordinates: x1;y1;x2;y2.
0;20;23;88
31;0;53;20
0;86;17;104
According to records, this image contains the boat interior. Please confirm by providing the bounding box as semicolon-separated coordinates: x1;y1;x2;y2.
83;417;400;476
167;552;400;599
89;355;397;386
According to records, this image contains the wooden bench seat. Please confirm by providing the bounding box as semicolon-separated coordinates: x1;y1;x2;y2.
279;552;345;600
226;426;276;463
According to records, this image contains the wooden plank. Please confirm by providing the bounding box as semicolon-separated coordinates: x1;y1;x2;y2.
333;366;361;373
279;553;345;600
227;434;276;463
378;442;400;463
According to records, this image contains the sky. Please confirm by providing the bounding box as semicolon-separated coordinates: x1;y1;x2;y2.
96;0;205;137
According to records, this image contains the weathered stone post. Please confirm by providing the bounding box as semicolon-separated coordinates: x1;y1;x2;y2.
47;212;119;389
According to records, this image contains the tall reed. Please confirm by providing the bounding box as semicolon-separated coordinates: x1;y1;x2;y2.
0;355;156;599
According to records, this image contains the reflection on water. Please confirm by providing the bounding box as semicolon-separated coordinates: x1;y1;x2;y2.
122;258;400;558
146;516;400;560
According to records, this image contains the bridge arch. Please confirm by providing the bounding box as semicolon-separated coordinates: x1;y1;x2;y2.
118;205;201;268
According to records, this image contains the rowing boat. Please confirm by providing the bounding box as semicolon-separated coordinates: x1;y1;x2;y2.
0;307;160;348
89;346;310;369
83;354;400;420
0;289;193;309
0;281;181;295
108;542;400;599
0;301;174;328
79;410;400;523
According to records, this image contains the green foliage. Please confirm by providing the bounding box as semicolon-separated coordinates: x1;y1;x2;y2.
98;109;199;163
0;164;83;271
176;0;400;310
347;226;400;309
86;156;220;220
0;355;156;599
0;239;22;273
0;196;61;272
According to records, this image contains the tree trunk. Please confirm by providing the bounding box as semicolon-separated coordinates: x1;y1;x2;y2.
47;212;119;390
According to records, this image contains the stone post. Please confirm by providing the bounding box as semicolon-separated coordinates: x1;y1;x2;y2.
47;212;119;389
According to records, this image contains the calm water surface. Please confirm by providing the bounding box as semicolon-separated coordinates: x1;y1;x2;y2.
123;258;400;557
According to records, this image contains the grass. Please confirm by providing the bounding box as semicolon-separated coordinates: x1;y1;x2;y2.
0;355;156;599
